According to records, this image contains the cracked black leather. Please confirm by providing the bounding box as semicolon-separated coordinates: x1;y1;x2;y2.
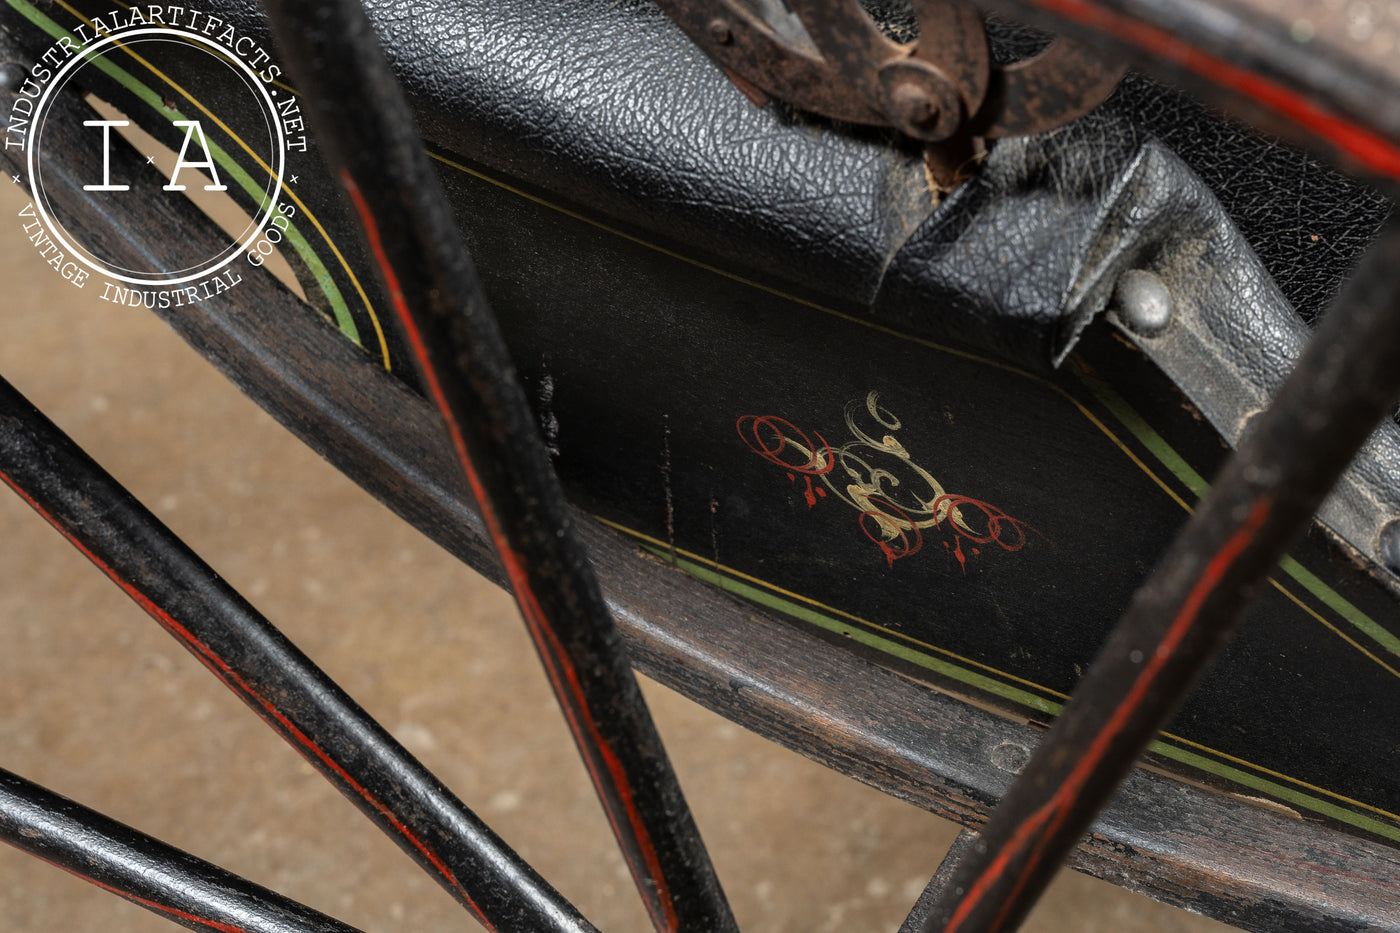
196;0;1389;373
1115;74;1394;329
14;0;1400;856
375;0;934;310
873;74;1393;367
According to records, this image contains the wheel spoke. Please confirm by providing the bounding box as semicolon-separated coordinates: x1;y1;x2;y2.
974;0;1400;186
0;376;598;933
253;2;739;932
921;223;1400;932
0;767;363;933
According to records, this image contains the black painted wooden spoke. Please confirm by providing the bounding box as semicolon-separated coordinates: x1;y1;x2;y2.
0;768;363;933
254;3;738;933
0;376;598;933
973;0;1400;189
923;224;1400;933
900;830;979;933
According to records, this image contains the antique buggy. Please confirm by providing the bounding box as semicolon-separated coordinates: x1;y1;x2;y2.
2;0;1399;930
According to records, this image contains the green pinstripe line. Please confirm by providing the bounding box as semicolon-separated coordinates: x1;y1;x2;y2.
1068;358;1212;499
646;544;1060;715
641;544;1400;843
1276;554;1400;659
435;125;1400;839
36;0;1390;837
1146;742;1400;843
1071;357;1400;662
433;141;1399;661
7;0;359;342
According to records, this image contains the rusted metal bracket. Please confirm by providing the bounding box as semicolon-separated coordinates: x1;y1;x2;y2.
654;0;1125;182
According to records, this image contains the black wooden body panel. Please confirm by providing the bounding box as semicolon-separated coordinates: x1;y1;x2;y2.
9;0;1398;860
437;154;1400;847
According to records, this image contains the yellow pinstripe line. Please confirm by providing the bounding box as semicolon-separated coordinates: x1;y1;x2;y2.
1160;729;1400;822
45;0;1396;836
428;150;1194;514
595;516;1400;825
596;517;1073;701
430;147;1400;827
56;0;391;369
1269;578;1400;679
427;152;1400;686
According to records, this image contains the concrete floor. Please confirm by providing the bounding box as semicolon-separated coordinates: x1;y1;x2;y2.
0;179;1229;932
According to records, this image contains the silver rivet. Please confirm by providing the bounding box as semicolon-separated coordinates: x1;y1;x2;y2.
1378;519;1400;575
1115;269;1173;337
708;18;733;44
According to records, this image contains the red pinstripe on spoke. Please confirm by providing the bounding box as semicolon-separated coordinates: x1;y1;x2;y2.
945;496;1274;933
14;849;254;933
340;172;679;933
0;466;494;932
1022;0;1400;180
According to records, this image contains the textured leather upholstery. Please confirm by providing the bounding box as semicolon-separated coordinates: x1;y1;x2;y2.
363;0;935;309
201;0;1389;371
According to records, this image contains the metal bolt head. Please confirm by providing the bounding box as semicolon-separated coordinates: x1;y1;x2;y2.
1379;519;1400;575
708;18;733;45
889;80;941;133
1114;269;1173;337
877;61;961;140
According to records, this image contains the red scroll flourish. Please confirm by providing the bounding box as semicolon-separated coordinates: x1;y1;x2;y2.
736;395;1038;571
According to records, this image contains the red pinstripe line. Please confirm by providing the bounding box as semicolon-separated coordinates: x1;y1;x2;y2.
11;848;253;933
0;466;494;931
1022;0;1400;180
946;496;1273;933
339;172;679;933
